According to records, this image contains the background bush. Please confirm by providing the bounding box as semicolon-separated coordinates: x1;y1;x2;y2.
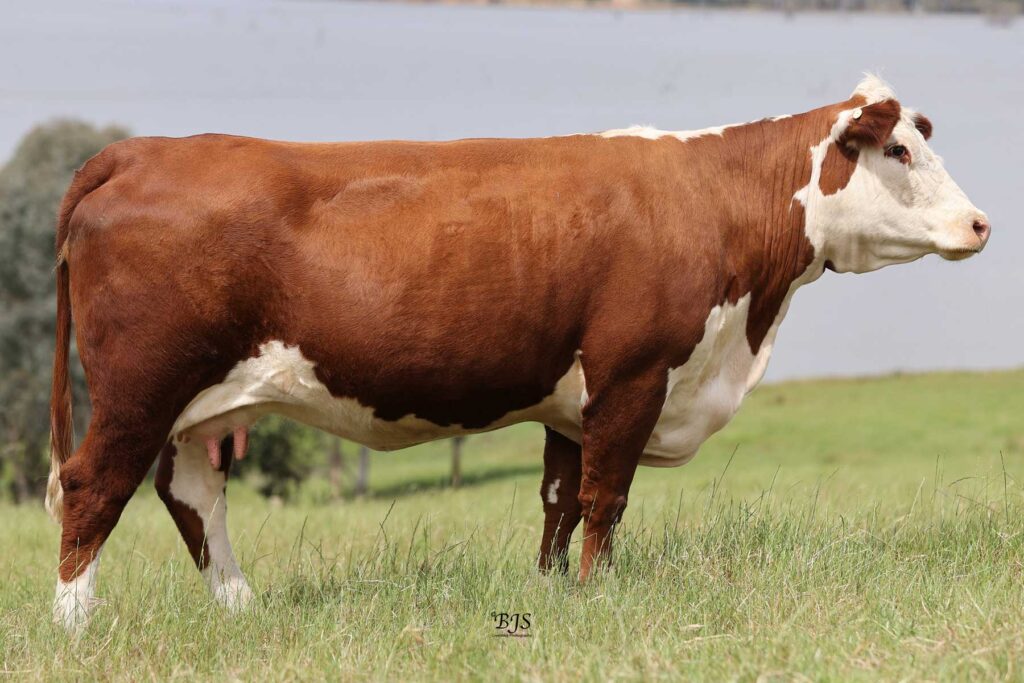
0;120;127;503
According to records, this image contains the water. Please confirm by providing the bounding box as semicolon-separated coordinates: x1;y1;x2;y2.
2;0;1021;380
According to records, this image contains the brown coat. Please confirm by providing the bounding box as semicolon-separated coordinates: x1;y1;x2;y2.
49;92;904;596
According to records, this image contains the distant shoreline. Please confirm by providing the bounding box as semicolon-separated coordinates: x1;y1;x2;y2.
371;0;1021;19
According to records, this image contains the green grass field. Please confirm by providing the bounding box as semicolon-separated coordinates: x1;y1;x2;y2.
2;370;1024;681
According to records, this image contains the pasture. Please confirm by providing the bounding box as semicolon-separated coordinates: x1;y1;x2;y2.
2;369;1024;681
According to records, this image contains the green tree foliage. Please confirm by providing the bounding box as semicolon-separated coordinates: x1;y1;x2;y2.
0;120;128;503
237;416;324;499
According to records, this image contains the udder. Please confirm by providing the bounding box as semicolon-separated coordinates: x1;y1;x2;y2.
176;405;266;469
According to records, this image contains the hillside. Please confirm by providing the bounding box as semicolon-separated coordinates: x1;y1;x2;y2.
2;369;1023;680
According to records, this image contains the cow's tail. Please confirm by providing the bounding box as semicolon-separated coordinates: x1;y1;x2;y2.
46;150;116;524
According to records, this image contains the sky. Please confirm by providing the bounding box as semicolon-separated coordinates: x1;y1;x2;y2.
1;0;1021;381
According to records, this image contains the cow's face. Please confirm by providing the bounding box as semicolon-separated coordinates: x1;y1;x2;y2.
809;85;990;274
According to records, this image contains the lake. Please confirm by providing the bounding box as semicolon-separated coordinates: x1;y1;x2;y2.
2;0;1021;380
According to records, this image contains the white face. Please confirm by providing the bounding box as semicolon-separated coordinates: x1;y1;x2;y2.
811;108;990;274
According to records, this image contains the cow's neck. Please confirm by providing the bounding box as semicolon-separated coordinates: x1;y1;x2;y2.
700;103;846;353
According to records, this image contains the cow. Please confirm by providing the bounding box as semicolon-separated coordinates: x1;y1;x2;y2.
47;75;989;630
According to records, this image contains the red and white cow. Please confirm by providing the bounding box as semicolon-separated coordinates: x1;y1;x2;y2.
47;76;989;629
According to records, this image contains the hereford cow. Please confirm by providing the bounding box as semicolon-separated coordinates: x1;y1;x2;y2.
48;76;989;629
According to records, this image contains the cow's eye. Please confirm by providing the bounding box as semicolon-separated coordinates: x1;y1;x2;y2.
886;144;910;163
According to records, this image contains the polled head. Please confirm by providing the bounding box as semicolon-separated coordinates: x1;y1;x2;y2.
809;75;990;273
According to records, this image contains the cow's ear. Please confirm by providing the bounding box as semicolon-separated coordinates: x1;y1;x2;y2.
912;112;933;140
839;99;901;149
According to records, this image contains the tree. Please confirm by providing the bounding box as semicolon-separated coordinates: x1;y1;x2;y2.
322;436;375;499
354;445;371;496
450;436;464;487
236;415;322;499
328;435;345;500
0;120;128;503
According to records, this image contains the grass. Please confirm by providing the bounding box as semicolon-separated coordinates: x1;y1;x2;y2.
2;369;1024;681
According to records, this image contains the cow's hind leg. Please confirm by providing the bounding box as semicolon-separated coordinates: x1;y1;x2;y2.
155;436;253;611
54;423;163;630
537;427;583;574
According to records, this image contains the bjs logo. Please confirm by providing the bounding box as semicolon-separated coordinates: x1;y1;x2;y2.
490;611;532;637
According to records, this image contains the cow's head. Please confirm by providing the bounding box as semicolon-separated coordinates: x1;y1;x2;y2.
805;75;990;274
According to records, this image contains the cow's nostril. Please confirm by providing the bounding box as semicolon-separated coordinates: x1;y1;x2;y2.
973;219;991;242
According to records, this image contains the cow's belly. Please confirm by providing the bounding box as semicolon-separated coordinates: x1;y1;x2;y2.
171;341;586;451
171;296;781;459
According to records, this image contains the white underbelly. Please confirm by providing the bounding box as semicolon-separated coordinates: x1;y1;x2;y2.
171;341;587;451
172;292;791;461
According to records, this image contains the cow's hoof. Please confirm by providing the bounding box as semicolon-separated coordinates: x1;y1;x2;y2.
210;574;254;613
52;587;97;633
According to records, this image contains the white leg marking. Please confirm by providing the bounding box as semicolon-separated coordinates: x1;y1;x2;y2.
546;478;561;505
202;565;254;611
53;547;102;632
170;442;253;611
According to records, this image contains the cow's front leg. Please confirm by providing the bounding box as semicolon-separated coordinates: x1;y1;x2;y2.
577;364;667;582
155;438;253;611
538;427;583;574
